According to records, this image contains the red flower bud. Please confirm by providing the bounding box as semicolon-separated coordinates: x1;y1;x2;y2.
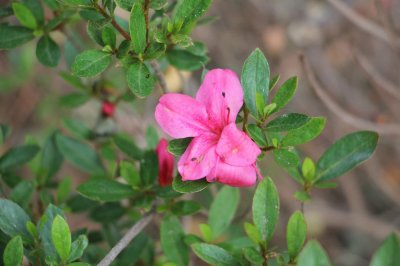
101;101;116;117
156;138;175;186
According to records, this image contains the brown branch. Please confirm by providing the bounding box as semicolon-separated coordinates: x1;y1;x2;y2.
326;0;400;48
95;3;131;40
299;54;400;136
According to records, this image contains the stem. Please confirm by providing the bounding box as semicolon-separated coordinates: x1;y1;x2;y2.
95;3;131;40
150;61;168;94
144;0;150;48
242;105;249;132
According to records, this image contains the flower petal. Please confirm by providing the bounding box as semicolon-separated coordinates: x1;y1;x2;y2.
155;93;210;138
207;162;258;187
178;134;218;181
156;139;175;186
216;123;261;166
196;69;243;129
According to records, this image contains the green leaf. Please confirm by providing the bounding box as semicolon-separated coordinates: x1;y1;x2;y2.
126;62;155;98
243;246;263;264
192;243;240;266
140;150;158;186
208;187;239;237
370;233;400;266
269;74;280;91
252;177;279;244
129;3;146;54
273;149;300;169
71;50;112;77
0;199;31;239
0;144;39;172
0;25;34;49
271;76;297;113
160;215;188;266
172;175;209;193
52;215;71;262
55;134;104;174
12;3;37;29
167;48;208;71
244;222;261;245
68;235;88;262
59;72;88;91
115;0;134;11
36;35;60;67
10;180;35;209
286;211;307;260
266;113;311;132
297;240;331;266
0;7;13;18
102;27;116;48
281;117;326;147
316;131;378;182
168;138;192;156
113;134;143;160
173;0;212;33
294;191;311;202
246;124;268;147
57;177;72;203
40;132;64;182
0;124;11;144
59;93;90;108
67;263;91;266
21;0;44;25
199;223;213;242
146;126;159;149
120;161;140;187
241;48;270;119
302;157;315;182
171;201;202;216
63;118;92;139
77;178;135;201
3;235;23;266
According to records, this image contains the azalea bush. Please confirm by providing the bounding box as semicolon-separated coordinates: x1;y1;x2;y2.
0;0;398;266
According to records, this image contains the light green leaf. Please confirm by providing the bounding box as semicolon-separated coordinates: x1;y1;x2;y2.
52;215;71;262
129;3;146;54
36;35;60;67
302;157;315;182
281;117;326;147
12;3;37;29
77;178;135;201
38;205;64;261
316;131;378;182
3;235;23;266
192;243;240;266
71;50;111;77
271;76;297;113
173;0;212;33
120;161;140;187
252;177;279;244
0;24;34;49
209;187;240;237
287;211;307;260
126;62;155;98
172;175;209;193
297;240;331;266
160;215;188;266
370;233;400;266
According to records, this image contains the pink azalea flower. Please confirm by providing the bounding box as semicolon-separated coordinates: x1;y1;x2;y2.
155;69;261;187
156;138;175;186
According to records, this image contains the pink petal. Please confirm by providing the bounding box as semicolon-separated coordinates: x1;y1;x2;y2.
207;162;258;187
178;134;218;181
196;69;243;130
155;94;210;138
216;123;261;166
156;139;175;186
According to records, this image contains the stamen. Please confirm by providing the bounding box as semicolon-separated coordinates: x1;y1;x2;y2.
226;107;231;123
191;157;197;161
222;92;226;97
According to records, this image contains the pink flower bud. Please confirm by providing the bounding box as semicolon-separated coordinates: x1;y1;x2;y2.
101;101;116;117
156;138;175;186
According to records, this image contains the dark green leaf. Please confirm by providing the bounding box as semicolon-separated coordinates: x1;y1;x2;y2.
120;161;140;187
59;72;88;91
316;131;378;182
281;117;326;147
297;240;331;266
71;50;112;77
246;124;267;147
192;243;240;266
172;175;209;193
151;0;167;10
160;215;188;266
52;215;71;262
0;124;11;144
129;3;146;54
209;187;239;237
36;35;60;67
0;199;31;239
370;233;400;266
167;48;208;71
168;138;192;156
115;0;134;11
271;76;297;113
0;7;13;18
59;93;90;108
77;178;135;201
40;132;64;182
68;235;88;262
3;235;23;266
0;25;34;49
273;149;300;169
140;150;158;186
241;48;270;118
172;201;202;216
113;134;143;160
126;61;155;98
252;177;279;244
57;177;72;203
55;133;104;174
12;3;37;29
286;211;307;259
0;144;39;172
21;0;44;25
10;180;35;209
63;118;92;139
89;202;126;223
266;113;310;132
173;0;212;33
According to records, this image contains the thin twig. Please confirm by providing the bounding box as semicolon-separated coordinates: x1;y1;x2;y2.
326;0;400;48
299;54;400;136
97;211;154;266
150;61;168;94
95;3;131;40
354;51;400;101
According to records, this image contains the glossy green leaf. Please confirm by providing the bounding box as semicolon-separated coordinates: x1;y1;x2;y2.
21;0;44;25
209;187;239;237
36;35;60;67
281;117;326;147
71;50;111;77
168;138;192;156
68;235;88;262
129;2;146;54
160;215;188;266
101;27;116;48
297;240;331;266
316;131;378;182
52;215;71;262
246;124;268;147
266;113;310;132
241;48;270;118
3;235;23;266
172;175;209;193
252;177;280;244
126;62;155;98
12;3;37;29
287;211;307;259
77;178;135;201
370;233;400;266
55;134;104;174
192;243;240;266
0;25;34;49
0;144;39;172
0;199;31;239
271;76;297;113
173;0;212;33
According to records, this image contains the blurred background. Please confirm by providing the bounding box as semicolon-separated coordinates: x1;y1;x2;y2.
1;0;400;265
